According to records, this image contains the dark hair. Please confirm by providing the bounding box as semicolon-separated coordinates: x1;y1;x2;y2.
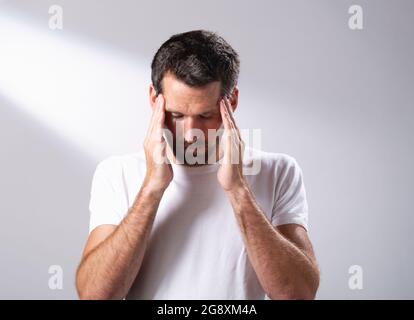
151;30;240;97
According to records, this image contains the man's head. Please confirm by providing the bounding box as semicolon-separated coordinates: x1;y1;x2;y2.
149;30;240;165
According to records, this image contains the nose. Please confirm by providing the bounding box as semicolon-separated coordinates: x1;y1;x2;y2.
183;117;199;144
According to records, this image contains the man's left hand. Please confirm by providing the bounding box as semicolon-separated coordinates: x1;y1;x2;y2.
217;97;246;191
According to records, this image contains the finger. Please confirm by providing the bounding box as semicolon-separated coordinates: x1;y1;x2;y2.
150;95;164;135
216;121;225;162
220;100;236;164
146;95;163;140
222;98;237;131
224;97;242;139
222;100;241;145
166;140;177;164
223;98;244;164
222;99;241;146
225;128;233;165
223;97;236;122
220;99;232;131
219;101;229;158
151;96;168;164
221;124;233;165
153;95;166;142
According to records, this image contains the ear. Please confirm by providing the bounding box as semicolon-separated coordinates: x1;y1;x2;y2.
149;84;158;112
229;86;239;113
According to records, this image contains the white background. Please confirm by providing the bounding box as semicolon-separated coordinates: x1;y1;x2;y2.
0;0;413;299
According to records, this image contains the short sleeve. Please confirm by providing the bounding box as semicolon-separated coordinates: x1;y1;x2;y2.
88;159;124;234
271;156;309;231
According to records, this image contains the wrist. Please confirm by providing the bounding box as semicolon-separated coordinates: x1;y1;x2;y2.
141;179;168;198
225;178;249;197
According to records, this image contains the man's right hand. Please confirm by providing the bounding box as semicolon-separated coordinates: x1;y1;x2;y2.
77;95;172;299
143;94;173;193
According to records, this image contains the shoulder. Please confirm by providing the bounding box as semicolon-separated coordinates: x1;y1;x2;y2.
93;150;146;180
244;147;301;176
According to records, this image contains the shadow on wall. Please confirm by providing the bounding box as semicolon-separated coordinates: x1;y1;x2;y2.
0;94;94;299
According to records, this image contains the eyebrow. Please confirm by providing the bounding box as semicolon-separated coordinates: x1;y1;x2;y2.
166;107;218;114
166;97;222;113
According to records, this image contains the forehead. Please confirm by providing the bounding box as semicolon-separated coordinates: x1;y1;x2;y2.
162;73;221;113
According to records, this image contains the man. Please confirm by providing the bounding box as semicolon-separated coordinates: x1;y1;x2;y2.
76;30;320;300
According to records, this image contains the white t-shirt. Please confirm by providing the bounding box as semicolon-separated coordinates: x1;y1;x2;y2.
88;147;309;299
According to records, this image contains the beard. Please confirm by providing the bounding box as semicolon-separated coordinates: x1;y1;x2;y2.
163;124;225;166
168;138;221;166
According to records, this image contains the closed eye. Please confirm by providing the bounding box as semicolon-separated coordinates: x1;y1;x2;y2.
169;112;212;119
199;113;212;119
171;112;183;118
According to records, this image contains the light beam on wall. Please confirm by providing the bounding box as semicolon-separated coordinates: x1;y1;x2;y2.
0;12;150;160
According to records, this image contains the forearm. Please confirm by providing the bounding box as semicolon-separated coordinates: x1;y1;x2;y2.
76;185;164;299
227;182;319;300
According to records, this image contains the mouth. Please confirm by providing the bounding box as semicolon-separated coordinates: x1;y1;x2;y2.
170;142;217;165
